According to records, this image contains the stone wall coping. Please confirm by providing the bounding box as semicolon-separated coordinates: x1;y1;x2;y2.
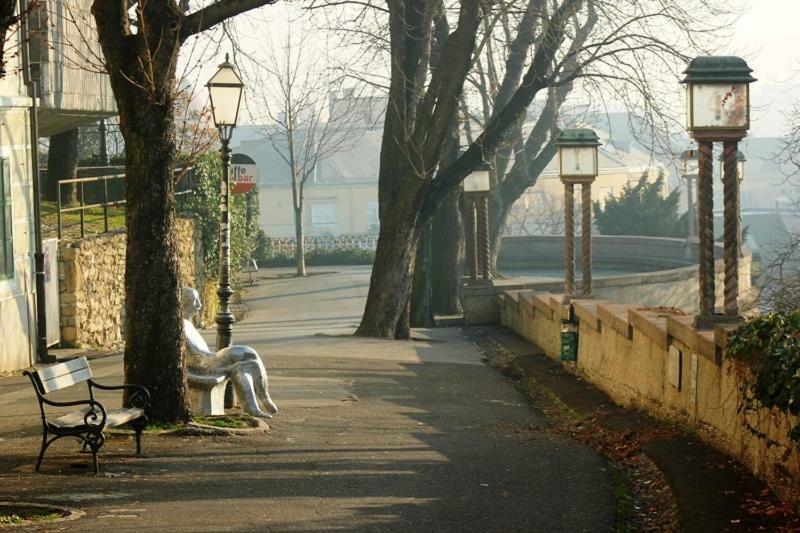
627;308;670;350
596;303;635;340
529;292;553;317
508;287;728;364
518;291;539;316
548;295;571;320
573;300;605;332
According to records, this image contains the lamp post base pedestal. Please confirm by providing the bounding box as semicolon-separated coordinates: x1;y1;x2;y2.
693;312;740;330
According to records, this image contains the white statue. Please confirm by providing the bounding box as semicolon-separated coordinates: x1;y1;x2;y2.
182;287;278;419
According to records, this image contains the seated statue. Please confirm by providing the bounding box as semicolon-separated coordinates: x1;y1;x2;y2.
181;287;278;419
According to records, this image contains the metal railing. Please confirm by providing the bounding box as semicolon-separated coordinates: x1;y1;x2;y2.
55;167;193;239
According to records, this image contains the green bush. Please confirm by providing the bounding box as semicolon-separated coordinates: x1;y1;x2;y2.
177;152;260;280
260;247;374;267
726;311;800;444
593;172;685;237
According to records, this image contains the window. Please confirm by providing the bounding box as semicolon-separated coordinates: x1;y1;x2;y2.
0;159;12;280
366;201;379;233
311;201;337;227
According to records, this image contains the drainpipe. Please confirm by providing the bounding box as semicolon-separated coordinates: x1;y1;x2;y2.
20;0;54;364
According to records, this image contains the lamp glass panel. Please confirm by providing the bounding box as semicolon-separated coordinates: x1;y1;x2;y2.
683;158;699;177
464;169;490;192
560;146;596;176
690;83;748;129
738;160;745;181
209;85;243;126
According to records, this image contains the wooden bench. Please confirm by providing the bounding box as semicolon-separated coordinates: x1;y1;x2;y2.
23;356;150;474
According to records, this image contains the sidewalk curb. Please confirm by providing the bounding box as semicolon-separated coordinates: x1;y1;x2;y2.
475;324;798;532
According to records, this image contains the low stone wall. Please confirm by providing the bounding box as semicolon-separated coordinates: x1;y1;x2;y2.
58;218;201;349
497;290;800;502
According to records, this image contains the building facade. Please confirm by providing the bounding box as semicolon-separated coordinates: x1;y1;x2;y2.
0;0;115;372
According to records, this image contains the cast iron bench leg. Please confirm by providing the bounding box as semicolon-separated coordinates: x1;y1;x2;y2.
132;416;148;455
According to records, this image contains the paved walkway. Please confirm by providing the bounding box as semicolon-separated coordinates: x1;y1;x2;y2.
0;267;615;531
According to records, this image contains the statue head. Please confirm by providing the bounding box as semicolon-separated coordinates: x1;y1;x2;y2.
181;287;202;319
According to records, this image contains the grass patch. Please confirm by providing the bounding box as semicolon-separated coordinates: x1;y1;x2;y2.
143;421;186;432
195;414;259;428
0;505;63;524
41;200;126;239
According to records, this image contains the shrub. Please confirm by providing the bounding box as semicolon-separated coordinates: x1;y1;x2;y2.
726;311;800;444
260;247;374;267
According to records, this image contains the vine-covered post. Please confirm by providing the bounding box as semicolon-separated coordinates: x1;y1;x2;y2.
555;129;601;300
682;56;755;325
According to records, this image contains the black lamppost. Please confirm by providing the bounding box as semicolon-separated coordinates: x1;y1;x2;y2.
207;54;244;352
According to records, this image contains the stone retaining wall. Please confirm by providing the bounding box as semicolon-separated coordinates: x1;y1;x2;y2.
497;290;800;502
58;218;201;349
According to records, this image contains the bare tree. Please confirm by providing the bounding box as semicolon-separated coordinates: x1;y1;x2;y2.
506;190;567;236
304;0;737;338
246;19;368;277
91;0;280;423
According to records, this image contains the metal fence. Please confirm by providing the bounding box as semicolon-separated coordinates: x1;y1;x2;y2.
55;167;193;239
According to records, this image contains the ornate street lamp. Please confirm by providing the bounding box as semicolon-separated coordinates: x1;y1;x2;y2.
556;128;600;298
207;54;244;353
464;162;492;280
680;148;699;240
682;56;755;323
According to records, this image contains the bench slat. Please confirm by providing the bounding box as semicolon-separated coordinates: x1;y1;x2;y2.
48;406;144;429
38;357;91;381
40;367;93;394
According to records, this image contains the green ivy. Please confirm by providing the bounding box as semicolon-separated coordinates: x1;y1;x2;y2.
726;311;800;444
178;152;260;281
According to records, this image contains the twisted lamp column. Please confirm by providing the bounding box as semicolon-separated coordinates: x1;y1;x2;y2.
696;141;716;321
466;196;478;280
581;183;592;296
478;194;491;279
722;141;740;317
564;183;575;296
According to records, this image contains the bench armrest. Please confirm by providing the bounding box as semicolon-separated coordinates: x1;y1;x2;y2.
88;380;150;410
41;397;108;428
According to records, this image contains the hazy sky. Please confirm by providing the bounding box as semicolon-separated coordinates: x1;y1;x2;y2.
219;1;800;139
735;0;800;137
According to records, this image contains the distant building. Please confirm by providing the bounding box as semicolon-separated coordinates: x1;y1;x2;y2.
234;104;667;240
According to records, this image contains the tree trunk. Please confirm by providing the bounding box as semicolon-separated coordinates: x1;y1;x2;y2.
430;115;463;315
45;128;78;204
120;105;190;423
355;206;420;338
294;206;306;277
410;221;434;327
92;0;189;423
489;192;513;274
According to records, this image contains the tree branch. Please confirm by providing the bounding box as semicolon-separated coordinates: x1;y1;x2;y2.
181;0;279;41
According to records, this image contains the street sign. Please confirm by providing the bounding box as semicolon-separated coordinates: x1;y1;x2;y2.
231;153;259;194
